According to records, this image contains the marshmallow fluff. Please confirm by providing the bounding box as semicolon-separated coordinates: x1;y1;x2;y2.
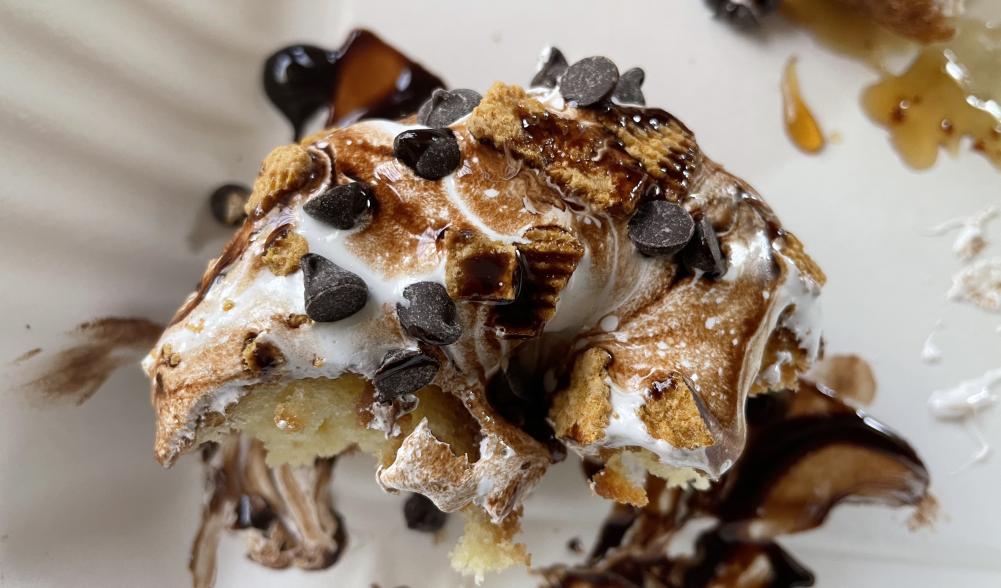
145;79;824;491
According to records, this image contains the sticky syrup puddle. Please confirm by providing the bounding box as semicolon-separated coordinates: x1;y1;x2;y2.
781;0;1001;170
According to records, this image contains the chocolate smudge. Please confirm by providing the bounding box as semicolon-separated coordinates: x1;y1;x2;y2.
12;348;42;364
12;318;162;405
806;353;877;406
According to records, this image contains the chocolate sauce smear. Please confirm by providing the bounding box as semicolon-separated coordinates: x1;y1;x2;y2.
263;29;444;139
11;318;162;405
541;380;931;587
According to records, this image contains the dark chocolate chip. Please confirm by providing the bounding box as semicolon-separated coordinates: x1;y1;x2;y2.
416;88;482;128
681;216;729;277
612;67;645;106
208;184;250;226
301;253;368;321
530;46;568;88
396;282;461;345
303;181;375;230
403;493;448;533
559;56;619;107
627;200;695;257
373;349;439;402
393;128;462;180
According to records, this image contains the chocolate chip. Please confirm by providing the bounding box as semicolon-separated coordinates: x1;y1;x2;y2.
681;216;729;277
300;253;368;321
627;200;695;257
208;184;250;226
403;493;448;532
560;56;619;107
396;282;461;345
373;349;439;403
416;89;482;128
393;128;462;180
612;67;645;106
303;181;375;230
530;46;568;88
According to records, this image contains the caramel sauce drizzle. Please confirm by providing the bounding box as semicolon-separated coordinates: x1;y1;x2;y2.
862;20;1001;170
781;57;826;154
783;0;1001;171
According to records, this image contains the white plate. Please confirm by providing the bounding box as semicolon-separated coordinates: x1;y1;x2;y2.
1;1;999;586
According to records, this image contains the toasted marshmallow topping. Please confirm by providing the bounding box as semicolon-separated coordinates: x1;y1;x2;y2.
145;80;823;517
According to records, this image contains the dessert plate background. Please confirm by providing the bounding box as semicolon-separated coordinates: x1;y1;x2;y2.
1;1;999;586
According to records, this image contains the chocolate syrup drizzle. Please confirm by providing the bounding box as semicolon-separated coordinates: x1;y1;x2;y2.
263;29;444;139
541;381;930;587
191;436;345;588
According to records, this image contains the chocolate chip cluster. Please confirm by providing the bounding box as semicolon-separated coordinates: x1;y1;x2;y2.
531;48;646;107
530;47;728;276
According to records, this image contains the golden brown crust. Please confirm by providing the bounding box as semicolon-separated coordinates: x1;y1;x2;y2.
467;83;649;214
444;228;520;303
590;107;702;199
550;348;613;446
261;229;309;276
778;232;826;286
246;144;314;215
487;225;584;338
638;372;714;449
591;453;648;507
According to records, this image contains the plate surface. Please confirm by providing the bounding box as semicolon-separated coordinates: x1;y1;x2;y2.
1;1;999;586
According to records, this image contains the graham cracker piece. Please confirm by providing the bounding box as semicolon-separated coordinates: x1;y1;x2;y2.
444;228;520;303
465;82;545;147
488;225;584;338
550;347;613;446
639;372;714;449
466;82;648;214
262;227;309;276
592;106;702;199
246;144;314;215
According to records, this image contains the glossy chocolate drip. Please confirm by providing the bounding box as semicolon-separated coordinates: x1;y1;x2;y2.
263;29;444;139
540;380;930;588
587;504;639;563
682;530;815;588
486;362;567;462
715;385;927;528
594;105;702;198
